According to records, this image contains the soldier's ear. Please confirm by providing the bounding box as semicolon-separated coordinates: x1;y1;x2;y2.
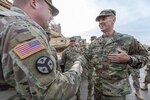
30;0;37;9
113;17;116;22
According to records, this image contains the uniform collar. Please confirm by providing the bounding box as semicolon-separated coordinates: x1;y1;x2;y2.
10;7;29;18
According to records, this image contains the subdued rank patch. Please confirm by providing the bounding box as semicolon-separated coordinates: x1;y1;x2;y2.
13;39;45;59
36;56;54;74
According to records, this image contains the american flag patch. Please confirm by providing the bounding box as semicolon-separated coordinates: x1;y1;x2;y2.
13;39;45;59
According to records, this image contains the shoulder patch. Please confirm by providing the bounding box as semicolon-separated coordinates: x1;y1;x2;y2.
13;39;45;59
36;56;54;74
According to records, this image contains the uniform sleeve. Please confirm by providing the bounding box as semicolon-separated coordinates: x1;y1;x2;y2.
51;47;58;61
61;49;67;66
128;38;148;68
82;44;93;64
7;23;82;99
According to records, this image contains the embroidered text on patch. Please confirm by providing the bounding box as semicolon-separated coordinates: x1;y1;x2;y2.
13;39;45;59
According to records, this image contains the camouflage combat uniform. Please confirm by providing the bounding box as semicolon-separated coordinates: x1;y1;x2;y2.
80;46;89;79
87;36;97;99
0;7;82;100
143;51;150;84
128;67;140;91
143;64;150;83
62;46;82;72
81;45;95;99
62;46;83;100
84;31;148;100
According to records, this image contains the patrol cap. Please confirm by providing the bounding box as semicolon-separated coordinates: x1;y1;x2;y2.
70;37;76;42
95;9;116;21
45;0;59;16
91;36;97;40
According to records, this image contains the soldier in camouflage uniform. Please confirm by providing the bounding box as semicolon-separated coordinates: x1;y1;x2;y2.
141;47;150;91
61;37;82;100
62;37;82;72
141;64;150;91
0;0;84;99
90;36;97;42
83;9;148;100
128;67;144;100
86;36;97;100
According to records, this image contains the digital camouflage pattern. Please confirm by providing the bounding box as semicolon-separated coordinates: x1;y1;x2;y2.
81;43;95;99
144;64;150;83
128;67;140;91
61;45;83;99
143;50;150;83
0;7;82;100
86;36;97;99
80;47;89;78
84;31;148;99
62;46;82;71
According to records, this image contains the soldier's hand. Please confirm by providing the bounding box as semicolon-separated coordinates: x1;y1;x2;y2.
107;48;130;63
71;61;83;74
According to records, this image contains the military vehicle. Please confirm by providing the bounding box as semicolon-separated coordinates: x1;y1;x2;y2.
0;0;11;10
49;22;70;52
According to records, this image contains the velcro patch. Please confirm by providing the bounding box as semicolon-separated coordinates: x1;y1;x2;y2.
13;39;45;59
36;56;54;74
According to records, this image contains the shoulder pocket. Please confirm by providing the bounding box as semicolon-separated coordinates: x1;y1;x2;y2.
9;32;35;49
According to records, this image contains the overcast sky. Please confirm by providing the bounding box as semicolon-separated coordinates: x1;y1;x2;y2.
53;0;150;45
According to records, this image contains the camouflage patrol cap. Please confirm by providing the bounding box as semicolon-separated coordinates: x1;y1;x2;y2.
90;36;97;41
95;9;116;21
70;37;76;41
45;0;59;16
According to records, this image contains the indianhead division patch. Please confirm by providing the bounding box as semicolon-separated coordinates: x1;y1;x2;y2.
13;39;45;59
36;56;54;74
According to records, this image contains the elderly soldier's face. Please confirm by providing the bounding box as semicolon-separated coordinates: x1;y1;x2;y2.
98;16;115;33
36;0;53;29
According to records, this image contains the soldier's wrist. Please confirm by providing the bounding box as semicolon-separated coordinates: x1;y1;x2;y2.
70;61;82;74
127;56;133;65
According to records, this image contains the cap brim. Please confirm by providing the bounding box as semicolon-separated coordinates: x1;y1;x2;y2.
95;14;112;21
46;2;59;16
